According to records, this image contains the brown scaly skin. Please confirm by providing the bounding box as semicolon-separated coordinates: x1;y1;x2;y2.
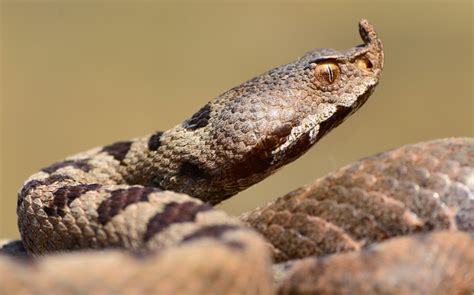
0;232;273;294
1;20;473;294
123;19;384;204
277;231;474;295
16;19;382;255
242;137;474;262
2;138;473;294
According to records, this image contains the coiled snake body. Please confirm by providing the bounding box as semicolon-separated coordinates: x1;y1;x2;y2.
1;20;473;294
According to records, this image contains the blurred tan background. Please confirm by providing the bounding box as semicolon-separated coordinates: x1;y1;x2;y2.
1;1;472;239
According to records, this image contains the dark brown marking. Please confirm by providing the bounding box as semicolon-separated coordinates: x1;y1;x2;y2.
17;174;73;207
315;105;353;142
227;123;293;179
97;186;160;225
178;162;210;179
229;152;273;180
42;159;91;174
223;240;245;250
46;183;102;217
148;131;164;151
18;180;43;208
183;103;211;130
280;132;312;164
102;141;133;162
43;207;56;216
0;240;27;257
144;202;212;242
147;174;166;189
47;174;75;183
0;241;33;264
181;224;241;244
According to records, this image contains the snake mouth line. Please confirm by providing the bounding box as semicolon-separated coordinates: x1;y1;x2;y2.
271;81;377;166
270;117;320;165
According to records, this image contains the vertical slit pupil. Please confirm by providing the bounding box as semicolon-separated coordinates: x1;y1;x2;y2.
315;62;339;85
326;64;334;82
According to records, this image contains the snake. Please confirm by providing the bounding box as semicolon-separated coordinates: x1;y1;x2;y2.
1;19;473;294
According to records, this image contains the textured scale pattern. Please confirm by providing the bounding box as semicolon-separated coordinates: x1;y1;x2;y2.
277;231;474;294
1;20;473;294
242;138;474;262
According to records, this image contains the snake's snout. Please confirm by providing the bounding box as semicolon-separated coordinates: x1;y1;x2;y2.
359;19;384;71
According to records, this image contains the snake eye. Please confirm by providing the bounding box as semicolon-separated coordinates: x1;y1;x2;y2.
314;62;340;85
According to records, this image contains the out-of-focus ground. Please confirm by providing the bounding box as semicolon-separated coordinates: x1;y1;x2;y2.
1;1;472;239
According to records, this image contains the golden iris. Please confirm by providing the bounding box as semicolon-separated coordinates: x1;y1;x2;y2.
315;63;340;85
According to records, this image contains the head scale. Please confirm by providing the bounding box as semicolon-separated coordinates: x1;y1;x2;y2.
174;20;384;203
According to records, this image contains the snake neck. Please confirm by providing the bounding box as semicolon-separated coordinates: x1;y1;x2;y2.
121;121;256;204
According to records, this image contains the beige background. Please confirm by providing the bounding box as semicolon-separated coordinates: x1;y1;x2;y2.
1;1;472;239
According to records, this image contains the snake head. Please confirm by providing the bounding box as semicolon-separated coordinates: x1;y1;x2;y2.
173;20;384;203
218;20;382;168
268;19;384;165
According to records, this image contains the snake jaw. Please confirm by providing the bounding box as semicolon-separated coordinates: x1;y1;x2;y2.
270;115;320;165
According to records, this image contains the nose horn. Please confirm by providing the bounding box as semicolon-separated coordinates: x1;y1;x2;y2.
359;19;384;69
